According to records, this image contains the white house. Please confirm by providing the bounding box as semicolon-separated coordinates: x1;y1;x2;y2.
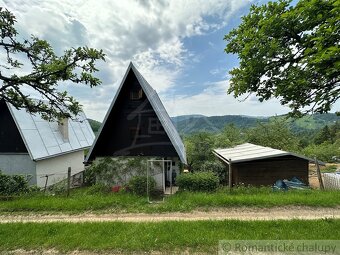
0;101;95;187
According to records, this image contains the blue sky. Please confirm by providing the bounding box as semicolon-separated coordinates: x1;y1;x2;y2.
1;0;337;121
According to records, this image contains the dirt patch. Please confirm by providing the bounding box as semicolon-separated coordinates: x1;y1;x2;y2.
0;207;339;223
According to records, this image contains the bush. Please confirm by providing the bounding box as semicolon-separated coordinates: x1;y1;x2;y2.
128;176;156;196
84;166;96;186
177;172;219;192
85;184;111;195
0;171;29;196
86;157;146;186
199;160;226;184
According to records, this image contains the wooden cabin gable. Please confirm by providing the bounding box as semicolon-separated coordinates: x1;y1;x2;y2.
89;70;178;159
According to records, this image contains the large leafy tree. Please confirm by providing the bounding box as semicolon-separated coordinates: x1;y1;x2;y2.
224;0;339;116
0;8;105;120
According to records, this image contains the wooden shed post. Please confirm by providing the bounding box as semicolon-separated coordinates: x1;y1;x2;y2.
315;157;324;190
228;160;232;191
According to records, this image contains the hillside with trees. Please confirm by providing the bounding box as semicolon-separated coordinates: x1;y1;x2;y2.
172;113;339;135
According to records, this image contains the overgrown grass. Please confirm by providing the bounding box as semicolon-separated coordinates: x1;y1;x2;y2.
0;187;339;214
0;220;339;253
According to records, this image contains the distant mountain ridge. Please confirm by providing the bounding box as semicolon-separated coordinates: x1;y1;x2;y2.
171;113;339;135
88;113;339;136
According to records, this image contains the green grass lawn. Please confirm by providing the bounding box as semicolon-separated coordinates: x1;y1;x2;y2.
0;219;339;253
0;187;339;214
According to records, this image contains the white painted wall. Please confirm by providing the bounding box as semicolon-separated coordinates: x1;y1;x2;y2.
36;150;85;187
0;154;36;185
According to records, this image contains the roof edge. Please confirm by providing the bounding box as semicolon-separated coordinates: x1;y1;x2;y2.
213;143;326;166
131;64;187;164
85;62;133;162
34;147;89;161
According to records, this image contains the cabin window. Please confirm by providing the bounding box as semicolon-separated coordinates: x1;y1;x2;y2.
130;89;143;100
148;118;164;134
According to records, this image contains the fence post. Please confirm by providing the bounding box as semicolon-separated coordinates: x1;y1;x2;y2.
315;157;324;190
67;167;71;197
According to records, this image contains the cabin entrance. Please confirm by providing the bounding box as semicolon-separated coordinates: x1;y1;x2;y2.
146;159;175;201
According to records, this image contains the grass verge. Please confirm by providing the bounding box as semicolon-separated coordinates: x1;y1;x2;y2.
0;219;339;253
0;187;339;214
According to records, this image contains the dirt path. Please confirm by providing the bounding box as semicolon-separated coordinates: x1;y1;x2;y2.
1;207;339;223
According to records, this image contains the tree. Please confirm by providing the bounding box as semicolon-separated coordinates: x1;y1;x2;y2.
0;8;105;120
314;125;333;144
224;0;339;116
214;123;245;148
246;119;299;152
184;132;215;171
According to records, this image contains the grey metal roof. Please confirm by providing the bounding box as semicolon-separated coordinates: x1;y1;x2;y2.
213;143;325;165
7;103;95;161
86;62;187;164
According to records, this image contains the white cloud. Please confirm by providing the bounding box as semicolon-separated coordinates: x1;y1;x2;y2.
162;80;291;117
1;0;252;121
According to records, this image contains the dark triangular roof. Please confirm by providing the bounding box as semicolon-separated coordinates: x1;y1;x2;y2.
86;62;187;163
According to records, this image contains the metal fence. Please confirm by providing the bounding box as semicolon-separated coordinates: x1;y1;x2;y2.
323;173;340;190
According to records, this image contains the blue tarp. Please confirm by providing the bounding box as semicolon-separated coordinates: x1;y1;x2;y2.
273;177;309;191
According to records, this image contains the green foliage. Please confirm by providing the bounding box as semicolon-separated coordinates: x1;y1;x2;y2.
177;172;219;192
174;113;339;136
0;187;339;213
88;118;102;134
86;157;146;186
184;132;215;170
84;184;111;195
246;119;299;152
0;171;29;196
224;0;340;115
174;115;262;135
321;165;337;173
199;160;226;184
0;8;105;120
214;124;245;148
302;141;340;162
83;166;96;186
127;176;156;196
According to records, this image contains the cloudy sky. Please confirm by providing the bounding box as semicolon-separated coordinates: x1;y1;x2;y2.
3;0;335;121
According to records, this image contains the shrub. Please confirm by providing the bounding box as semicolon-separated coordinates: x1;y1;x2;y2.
128;176;156;196
199;160;226;184
86;157;146;186
0;171;29;196
85;184;111;195
84;166;96;186
177;171;219;192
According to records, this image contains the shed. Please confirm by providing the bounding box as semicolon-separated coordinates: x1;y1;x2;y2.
213;143;324;187
0;101;95;187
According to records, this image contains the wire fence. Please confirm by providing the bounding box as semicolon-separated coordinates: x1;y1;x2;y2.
323;173;340;190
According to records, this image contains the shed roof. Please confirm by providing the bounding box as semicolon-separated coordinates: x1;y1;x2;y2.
7;103;95;161
213;143;325;165
85;62;187;164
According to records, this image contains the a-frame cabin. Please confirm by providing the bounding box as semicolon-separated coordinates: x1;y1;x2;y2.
85;63;187;173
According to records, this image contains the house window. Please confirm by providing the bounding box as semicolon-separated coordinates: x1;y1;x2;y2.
130;89;143;100
148;118;164;134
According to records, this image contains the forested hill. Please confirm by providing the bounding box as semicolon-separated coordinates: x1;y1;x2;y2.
88;113;339;136
171;113;339;135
